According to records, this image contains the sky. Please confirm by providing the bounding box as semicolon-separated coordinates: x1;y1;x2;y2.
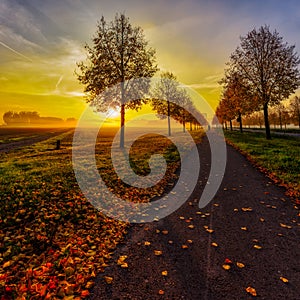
1;0;300;126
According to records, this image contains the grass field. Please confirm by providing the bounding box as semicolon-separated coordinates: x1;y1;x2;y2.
0;127;67;144
0;127;203;299
224;130;300;197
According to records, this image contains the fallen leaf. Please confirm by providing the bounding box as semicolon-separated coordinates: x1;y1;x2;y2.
162;230;168;235
161;270;168;276
188;225;195;229
206;229;214;234
158;290;165;295
222;264;231;270
179;216;185;220
236;262;245;268
242;207;253;212
154;250;163;256
253;245;262;249
104;276;113;284
280;223;292;229
144;241;151;246
241;227;247;231
280;276;289;283
246;286;257;296
260;218;265;222
182;245;189;249
211;242;218;247
187;239;193;244
225;258;232;264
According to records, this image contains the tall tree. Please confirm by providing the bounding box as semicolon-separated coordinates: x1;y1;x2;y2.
224;25;300;139
151;72;180;136
77;13;158;148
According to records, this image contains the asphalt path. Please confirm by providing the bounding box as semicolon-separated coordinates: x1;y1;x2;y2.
89;137;299;300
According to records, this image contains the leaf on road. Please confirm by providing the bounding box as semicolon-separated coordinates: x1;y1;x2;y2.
158;290;165;295
144;241;151;246
222;264;231;270
241;227;247;231
104;276;113;284
246;286;257;296
280;223;292;229
161;270;168;276
253;245;262;249
280;276;289;283
154;250;163;256
211;242;218;247
241;207;253;212
206;229;214;234
182;245;189;249
236;262;245;268
188;225;195;229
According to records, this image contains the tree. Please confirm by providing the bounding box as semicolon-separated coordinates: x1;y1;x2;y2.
224;25;300;139
220;72;257;132
151;72;180;136
77;13;158;148
289;96;300;128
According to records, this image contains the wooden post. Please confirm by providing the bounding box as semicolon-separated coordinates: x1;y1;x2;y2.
56;140;61;150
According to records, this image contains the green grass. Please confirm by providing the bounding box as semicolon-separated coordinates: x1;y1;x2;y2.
224;130;300;196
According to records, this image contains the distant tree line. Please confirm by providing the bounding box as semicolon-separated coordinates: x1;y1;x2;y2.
216;97;300;130
2;111;77;126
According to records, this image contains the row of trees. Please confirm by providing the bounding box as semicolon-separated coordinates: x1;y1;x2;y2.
2;111;76;126
76;13;205;148
217;25;300;138
220;96;300;130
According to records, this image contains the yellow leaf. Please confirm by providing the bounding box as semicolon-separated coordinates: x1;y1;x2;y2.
241;227;247;231
188;225;195;229
236;262;245;268
144;241;151;246
253;245;262;249
179;216;185;220
242;207;253;212
196;211;202;215
182;244;189;249
3;261;12;268
222;264;231;270
211;242;218;247
154;250;162;256
280;223;292;229
120;263;128;268
158;290;165;295
260;218;265;222
206;229;214;234
161;270;168;276
187;239;193;244
104;276;113;284
234;208;239;211
280;276;289;283
162;230;168;235
246;286;257;296
117;255;127;265
168;240;173;244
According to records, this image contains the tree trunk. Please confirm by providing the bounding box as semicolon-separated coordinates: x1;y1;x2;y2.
238;112;243;133
183;119;186;133
263;103;271;139
190;122;192;131
279;111;282;130
229;120;233;131
167;100;171;136
120;103;125;148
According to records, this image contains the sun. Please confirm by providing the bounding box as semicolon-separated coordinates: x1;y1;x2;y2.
107;107;119;118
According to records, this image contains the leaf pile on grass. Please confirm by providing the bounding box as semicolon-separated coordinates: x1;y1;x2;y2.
0;129;203;298
224;131;300;198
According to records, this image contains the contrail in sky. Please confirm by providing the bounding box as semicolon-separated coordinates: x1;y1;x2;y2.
0;41;33;62
55;75;64;90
